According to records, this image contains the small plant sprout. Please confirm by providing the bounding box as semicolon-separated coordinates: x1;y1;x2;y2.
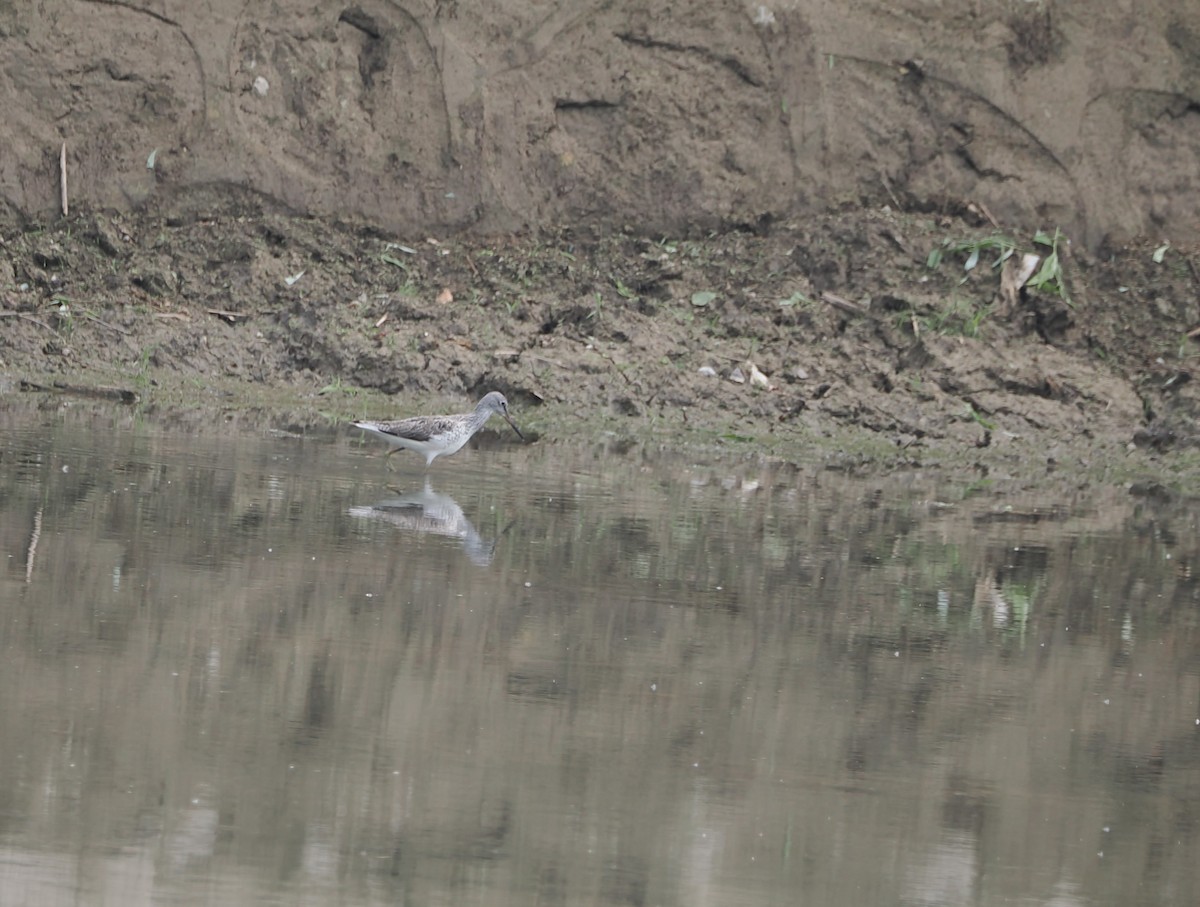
134;344;156;388
928;229;1072;304
921;298;993;338
612;276;637;300
965;404;996;431
1029;228;1070;305
928;234;1016;278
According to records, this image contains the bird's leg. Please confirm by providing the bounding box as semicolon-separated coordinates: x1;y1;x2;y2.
384;448;399;472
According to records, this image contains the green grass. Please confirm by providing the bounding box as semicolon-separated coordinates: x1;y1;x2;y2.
927;228;1072;305
927;234;1016;273
317;376;361;397
133;344;157;390
612;276;637;300
964;404;996;431
910;297;992;338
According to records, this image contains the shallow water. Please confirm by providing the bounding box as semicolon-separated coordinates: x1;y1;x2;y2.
0;399;1197;907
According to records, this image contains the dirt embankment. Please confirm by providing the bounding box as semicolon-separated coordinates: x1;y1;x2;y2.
1;2;1199;490
1;1;1198;246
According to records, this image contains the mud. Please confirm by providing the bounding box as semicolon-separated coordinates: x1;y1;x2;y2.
2;201;1199;493
3;2;1199;248
2;2;1200;491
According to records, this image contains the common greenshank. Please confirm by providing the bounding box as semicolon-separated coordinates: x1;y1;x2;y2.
352;391;524;467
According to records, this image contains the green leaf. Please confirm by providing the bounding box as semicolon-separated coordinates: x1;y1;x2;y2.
926;248;943;269
380;253;409;269
1029;251;1060;289
966;405;996;431
691;290;717;307
964;247;980;271
614;277;636;299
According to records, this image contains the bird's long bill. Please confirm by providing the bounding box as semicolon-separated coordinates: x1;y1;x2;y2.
503;411;525;441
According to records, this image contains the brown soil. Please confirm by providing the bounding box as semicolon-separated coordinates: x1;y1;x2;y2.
2;201;1199;492
4;2;1199;247
1;2;1199;490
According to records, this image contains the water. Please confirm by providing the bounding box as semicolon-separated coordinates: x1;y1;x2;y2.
0;400;1197;906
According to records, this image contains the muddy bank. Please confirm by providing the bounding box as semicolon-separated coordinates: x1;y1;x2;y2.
2;204;1199;493
3;2;1199;249
3;1;1200;494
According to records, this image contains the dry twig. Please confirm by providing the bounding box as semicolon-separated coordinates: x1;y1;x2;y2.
80;311;130;334
59;142;68;216
1;311;60;334
821;291;868;315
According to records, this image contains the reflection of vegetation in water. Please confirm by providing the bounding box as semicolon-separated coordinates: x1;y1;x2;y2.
1000;581;1035;640
2;411;1197;904
887;532;1047;648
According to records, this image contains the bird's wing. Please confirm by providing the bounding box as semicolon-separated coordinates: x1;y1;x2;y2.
370;415;458;443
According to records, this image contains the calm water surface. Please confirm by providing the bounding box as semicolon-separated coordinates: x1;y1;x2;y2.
0;401;1197;906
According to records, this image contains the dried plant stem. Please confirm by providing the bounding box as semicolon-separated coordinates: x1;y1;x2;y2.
60;142;68;216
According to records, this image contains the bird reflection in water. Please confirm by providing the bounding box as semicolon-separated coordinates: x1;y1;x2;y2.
347;480;509;566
